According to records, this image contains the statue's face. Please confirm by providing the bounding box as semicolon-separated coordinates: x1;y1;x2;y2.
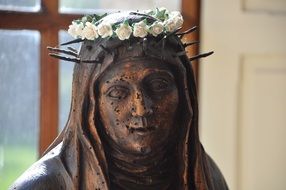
98;59;179;155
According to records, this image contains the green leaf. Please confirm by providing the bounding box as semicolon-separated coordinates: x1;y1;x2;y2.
155;8;167;21
74;19;81;24
91;13;107;22
86;15;94;22
123;20;129;26
99;13;108;20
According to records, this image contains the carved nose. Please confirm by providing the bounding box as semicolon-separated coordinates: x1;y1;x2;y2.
131;90;153;117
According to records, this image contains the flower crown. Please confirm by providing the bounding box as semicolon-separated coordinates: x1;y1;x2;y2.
67;8;184;41
48;8;213;64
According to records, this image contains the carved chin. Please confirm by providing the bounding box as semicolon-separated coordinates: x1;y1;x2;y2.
135;145;152;155
125;133;169;155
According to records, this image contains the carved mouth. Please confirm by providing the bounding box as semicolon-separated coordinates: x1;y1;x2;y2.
125;125;157;134
124;117;158;134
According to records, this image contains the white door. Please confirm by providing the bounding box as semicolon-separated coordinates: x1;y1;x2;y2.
199;0;286;190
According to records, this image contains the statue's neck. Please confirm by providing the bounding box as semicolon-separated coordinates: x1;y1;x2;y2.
106;143;178;190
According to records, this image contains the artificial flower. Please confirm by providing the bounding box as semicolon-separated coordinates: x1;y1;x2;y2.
167;11;184;30
149;21;164;37
68;22;84;38
97;22;113;38
115;23;132;40
164;19;177;32
133;20;148;38
82;22;98;40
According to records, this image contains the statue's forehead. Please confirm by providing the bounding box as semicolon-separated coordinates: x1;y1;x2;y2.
100;59;172;80
97;59;177;100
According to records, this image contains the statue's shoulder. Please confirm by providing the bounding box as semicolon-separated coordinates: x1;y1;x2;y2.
9;143;73;190
205;154;229;190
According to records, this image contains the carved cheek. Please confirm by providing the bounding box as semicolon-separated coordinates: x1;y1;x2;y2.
103;97;132;133
153;90;178;126
99;99;125;139
99;99;111;127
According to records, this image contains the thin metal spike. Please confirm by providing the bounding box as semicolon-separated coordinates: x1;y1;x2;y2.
99;44;111;54
166;27;182;38
159;36;166;60
156;35;166;48
49;53;80;63
156;27;182;48
129;12;154;19
49;53;101;64
189;51;214;62
177;26;198;39
143;38;148;52
67;47;78;53
175;51;187;57
183;41;199;48
81;59;101;64
60;38;84;46
47;46;78;57
162;37;166;50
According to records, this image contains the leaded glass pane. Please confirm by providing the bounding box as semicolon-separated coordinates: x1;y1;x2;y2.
0;0;40;12
60;0;180;14
0;30;40;189
58;30;80;132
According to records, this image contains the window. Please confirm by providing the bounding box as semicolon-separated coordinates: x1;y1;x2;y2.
0;0;198;189
0;0;40;12
0;29;40;189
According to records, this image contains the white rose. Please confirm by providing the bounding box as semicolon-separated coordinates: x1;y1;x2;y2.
97;22;113;38
81;16;87;22
168;11;184;29
169;11;181;18
173;15;183;28
75;23;84;38
115;23;132;40
81;22;98;40
68;22;84;38
133;21;148;38
149;21;164;37
164;19;177;32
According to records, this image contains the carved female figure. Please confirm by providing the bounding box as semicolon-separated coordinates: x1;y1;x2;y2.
11;9;228;190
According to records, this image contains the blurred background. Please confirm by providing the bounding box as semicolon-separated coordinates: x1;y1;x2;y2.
0;0;285;189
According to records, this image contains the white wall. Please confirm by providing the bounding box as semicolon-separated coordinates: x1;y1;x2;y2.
200;0;286;189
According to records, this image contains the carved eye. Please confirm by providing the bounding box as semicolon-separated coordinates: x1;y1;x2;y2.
107;86;129;100
148;79;169;92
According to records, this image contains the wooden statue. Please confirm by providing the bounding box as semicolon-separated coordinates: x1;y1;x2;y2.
10;9;228;190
